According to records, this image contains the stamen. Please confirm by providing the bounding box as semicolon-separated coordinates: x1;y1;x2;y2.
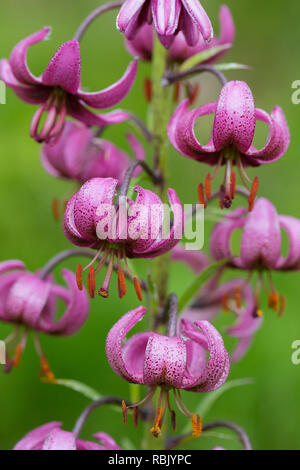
204;174;211;200
222;293;229;312
133;406;139;429
40;356;56;383
278;295;286;318
51;198;60;221
151;407;163;438
122;400;128;425
234;286;242;309
134;278;143;302
188;84;200;105
248;176;259;212
143;78;152;103
171;410;177;432
191;414;202;438
231;171;236;200
76;264;83;291
268;291;279;311
87;266;95;299
256;309;263;318
173;82;181;103
118;269;127;299
197;183;207;209
173;389;190;417
13;344;23;368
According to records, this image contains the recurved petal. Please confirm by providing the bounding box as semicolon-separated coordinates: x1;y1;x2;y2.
0;260;25;275
73;177;118;240
67;98;130;126
5;273;51;328
78;60;137;109
151;0;181;36
240;198;281;269
143;333;187;387
168;99;218;163
42;429;76;450
42;40;81;94
122;332;152;383
105;306;147;383
0;59;49;104
180;8;200;47
277;215;300;270
245;107;290;164
171;244;210;273
9;27;50;85
181;319;230;392
39;269;89;335
213;81;255;153
181;0;213;42
63;194;97;247
14;422;62;450
117;0;146;33
215;5;235;46
210;209;246;262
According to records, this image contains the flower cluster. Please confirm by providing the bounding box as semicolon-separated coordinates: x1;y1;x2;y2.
0;0;295;452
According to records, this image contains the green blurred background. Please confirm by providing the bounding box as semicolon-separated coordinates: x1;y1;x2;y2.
1;0;300;450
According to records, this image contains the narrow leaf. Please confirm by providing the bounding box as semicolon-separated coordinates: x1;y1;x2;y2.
214;62;251;71
178;259;228;313
51;378;102;401
179;44;232;72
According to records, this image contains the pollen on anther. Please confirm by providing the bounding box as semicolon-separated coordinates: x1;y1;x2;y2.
118;269;127;299
191;413;202;438
134;278;143;302
256;309;263;317
76;264;83;291
197;183;207;209
122;400;128;425
205;174;211;201
248;176;259;212
268;291;279;311
98;288;109;298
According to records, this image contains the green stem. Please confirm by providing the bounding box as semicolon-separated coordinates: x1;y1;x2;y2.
149;34;172;326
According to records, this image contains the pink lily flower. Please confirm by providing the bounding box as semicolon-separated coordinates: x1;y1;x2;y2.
0;27;137;143
117;0;213;48
63;177;184;300
168;81;290;209
210;198;300;317
42;122;145;184
126;5;234;63
106;306;230;437
14;422;120;450
0;260;89;378
172;245;262;361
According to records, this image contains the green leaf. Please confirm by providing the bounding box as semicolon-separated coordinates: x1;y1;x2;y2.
51;379;102;401
214;62;250;71
177;260;228;313
179;44;232;72
182;378;254;434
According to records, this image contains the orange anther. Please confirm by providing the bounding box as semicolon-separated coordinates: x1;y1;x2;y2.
118;269;127;299
40;356;56;383
256;309;263;318
133;406;139;429
122;400;128;425
143;78;152;103
151;407;163;438
268;291;279;311
234;286;242;309
222;293;229;312
87;267;95;299
51;198;60;222
248;176;259;212
197;183;207;209
278;295;286;318
134;278;143;302
173;82;181;103
191;413;202;438
188;84;200;105
204;173;211;201
13;344;23;368
231;171;236;200
76;264;83;291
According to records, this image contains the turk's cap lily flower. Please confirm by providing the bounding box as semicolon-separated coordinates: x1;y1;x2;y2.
210;198;300;317
168;81;290;210
42;122;145;184
0;260;89;377
106;306;230;437
0;27;137;142
117;0;213;48
14;422;121;450
63;177;184;300
126;5;234;64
